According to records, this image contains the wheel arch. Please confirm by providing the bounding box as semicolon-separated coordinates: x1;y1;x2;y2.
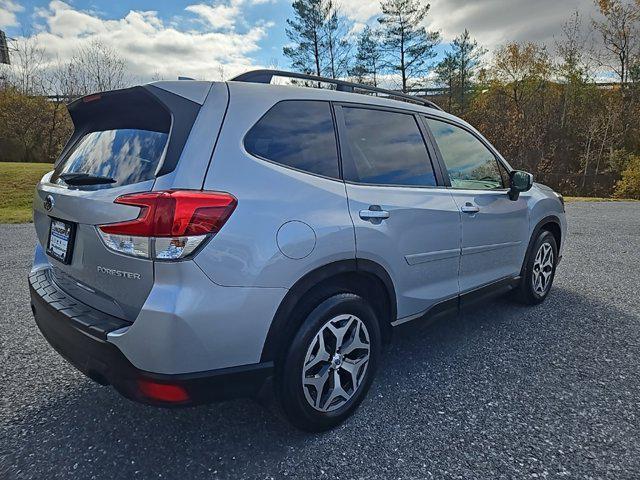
520;215;562;276
260;259;397;363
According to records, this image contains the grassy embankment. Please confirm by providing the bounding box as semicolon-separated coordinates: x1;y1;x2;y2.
0;162;52;223
0;161;637;223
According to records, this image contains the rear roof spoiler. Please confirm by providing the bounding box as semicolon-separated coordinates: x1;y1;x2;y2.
62;86;200;176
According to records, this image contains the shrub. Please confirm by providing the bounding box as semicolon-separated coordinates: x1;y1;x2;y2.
0;88;72;163
614;154;640;199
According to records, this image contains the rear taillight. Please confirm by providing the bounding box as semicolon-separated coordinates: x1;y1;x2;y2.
97;190;236;260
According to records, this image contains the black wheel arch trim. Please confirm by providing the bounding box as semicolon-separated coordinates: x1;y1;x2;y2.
520;215;562;276
260;259;397;363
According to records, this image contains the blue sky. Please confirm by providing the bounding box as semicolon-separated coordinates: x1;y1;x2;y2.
1;0;599;82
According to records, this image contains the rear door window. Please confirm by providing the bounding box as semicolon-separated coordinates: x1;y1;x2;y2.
340;107;437;187
53;129;168;188
244;100;340;178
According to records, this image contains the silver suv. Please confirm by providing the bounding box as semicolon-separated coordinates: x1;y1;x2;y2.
29;70;566;431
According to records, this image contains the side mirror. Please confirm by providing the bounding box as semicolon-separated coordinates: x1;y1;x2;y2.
509;170;533;200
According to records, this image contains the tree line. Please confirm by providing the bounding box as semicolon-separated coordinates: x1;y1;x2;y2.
283;0;640;198
0;39;127;166
1;0;639;198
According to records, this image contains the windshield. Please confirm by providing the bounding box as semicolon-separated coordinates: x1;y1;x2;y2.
53;129;168;189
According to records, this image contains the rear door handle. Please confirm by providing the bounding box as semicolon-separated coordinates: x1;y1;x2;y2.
461;204;480;214
359;206;390;221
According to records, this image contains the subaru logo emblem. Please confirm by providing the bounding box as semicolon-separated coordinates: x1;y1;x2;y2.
44;194;54;212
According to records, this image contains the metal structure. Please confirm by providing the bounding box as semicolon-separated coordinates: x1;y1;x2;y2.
231;69;443;111
0;30;10;65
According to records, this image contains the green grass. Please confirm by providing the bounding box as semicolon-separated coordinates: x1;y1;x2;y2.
564;196;639;203
0;162;53;223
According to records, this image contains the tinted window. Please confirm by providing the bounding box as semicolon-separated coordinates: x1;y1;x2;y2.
426;118;504;190
341;107;436;187
54;129;168;189
244;101;339;178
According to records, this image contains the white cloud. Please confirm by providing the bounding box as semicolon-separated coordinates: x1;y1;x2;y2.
21;0;273;81
426;0;595;47
0;0;24;28
339;0;381;24
338;0;597;49
185;0;243;30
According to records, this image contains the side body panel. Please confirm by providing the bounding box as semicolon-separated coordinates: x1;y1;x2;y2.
108;261;287;373
196;83;356;288
448;190;530;292
529;183;567;257
152;82;228;191
344;184;461;319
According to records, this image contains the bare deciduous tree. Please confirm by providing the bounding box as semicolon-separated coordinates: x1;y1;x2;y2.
593;0;640;86
70;40;128;94
0;36;46;94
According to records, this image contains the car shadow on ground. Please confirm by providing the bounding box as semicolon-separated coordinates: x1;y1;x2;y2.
4;286;638;479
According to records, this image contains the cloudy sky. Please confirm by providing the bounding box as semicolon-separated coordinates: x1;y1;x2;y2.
0;0;600;81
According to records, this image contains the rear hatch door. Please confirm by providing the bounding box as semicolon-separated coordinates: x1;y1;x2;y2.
33;85;201;321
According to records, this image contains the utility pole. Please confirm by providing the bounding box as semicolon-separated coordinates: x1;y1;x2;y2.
0;30;11;65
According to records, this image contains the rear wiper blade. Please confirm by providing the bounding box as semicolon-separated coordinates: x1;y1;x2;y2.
60;172;116;185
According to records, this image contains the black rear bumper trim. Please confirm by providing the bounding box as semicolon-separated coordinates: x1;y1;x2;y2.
29;269;131;341
29;269;273;406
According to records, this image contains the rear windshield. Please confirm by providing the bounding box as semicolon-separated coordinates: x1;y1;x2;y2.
53;128;168;189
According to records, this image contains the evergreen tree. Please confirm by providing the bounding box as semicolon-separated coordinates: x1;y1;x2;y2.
283;0;350;79
283;0;330;76
435;30;485;113
351;25;383;86
323;1;351;78
452;29;486;112
435;52;457;111
377;0;440;92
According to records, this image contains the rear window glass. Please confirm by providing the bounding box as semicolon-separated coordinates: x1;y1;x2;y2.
341;107;436;187
54;129;168;188
244;100;340;178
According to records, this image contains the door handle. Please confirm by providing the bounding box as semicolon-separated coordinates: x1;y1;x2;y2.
461;204;480;214
359;206;390;221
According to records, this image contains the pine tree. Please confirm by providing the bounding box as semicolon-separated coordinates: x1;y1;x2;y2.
351;26;383;86
435;30;485;113
283;0;350;79
283;0;330;76
452;29;486;112
435;52;457;111
323;1;351;78
377;0;440;92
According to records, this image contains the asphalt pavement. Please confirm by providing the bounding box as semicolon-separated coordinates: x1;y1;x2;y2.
1;202;639;479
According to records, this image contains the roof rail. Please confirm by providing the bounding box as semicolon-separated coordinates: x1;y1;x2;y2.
230;69;443;111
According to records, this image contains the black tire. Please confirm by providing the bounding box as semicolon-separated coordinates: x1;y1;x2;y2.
276;293;381;432
517;230;558;305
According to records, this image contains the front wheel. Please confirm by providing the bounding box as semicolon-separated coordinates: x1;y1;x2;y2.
276;293;381;431
516;230;558;305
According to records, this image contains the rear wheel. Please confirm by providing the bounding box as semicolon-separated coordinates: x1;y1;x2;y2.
517;230;558;305
276;293;381;431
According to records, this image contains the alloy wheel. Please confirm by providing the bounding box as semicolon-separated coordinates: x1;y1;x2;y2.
302;314;371;412
532;242;554;296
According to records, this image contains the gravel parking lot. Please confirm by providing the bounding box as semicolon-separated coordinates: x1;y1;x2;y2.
1;202;639;479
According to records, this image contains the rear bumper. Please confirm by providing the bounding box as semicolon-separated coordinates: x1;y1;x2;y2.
29;269;273;406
